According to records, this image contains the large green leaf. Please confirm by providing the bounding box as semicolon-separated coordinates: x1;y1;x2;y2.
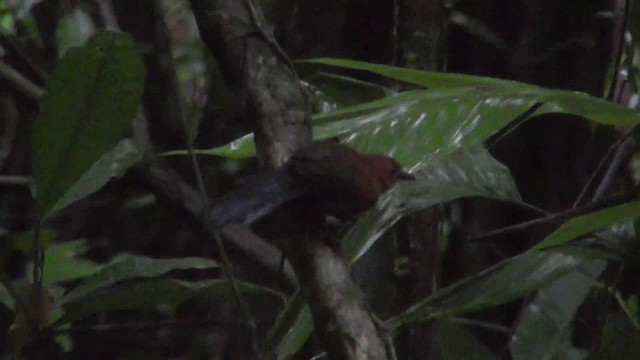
301;58;532;90
177;89;640;163
175;88;541;161
386;248;604;329
315;90;537;168
57;254;218;306
58;279;281;325
306;72;392;111
537;199;640;249
536;90;640;126
50;139;143;214
32;31;144;219
302;58;640;127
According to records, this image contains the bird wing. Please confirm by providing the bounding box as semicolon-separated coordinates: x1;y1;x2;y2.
206;170;305;228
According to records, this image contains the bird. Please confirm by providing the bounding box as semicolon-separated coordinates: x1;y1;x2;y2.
207;141;414;228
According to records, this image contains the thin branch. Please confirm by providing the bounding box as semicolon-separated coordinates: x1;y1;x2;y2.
0;175;32;187
450;317;511;334
190;0;392;357
486;102;543;150
0;59;45;100
592;126;640;203
606;0;631;102
214;232;263;359
52;318;222;336
141;160;297;287
471;191;634;242
573;125;639;207
0;32;48;83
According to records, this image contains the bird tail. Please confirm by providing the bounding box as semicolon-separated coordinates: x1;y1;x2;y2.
207;170;305;228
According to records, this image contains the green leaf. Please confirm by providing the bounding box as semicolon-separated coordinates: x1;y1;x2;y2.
50;139;143;214
538;90;640;126
267;147;523;356
42;239;102;285
169;87;541;160
59;279;281;325
342;146;521;263
386;248;603;329
32;31;144;219
537;200;640;249
316;89;539;168
160;133;256;159
306;72;392;111
58;254;218;306
274;306;313;360
265;291;312;359
193;58;640;160
509;260;605;360
301;58;533;90
180;87;640;162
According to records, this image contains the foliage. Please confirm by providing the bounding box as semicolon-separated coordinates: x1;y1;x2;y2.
32;31;144;219
3;2;640;359
195;59;640;358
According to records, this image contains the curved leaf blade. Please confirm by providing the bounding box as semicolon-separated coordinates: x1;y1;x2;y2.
32;31;144;219
301;58;533;90
59;279;281;325
58;254;218;306
539;90;640;126
50;138;143;214
177;88;541;162
537;200;640;249
42;239;102;285
386;248;599;329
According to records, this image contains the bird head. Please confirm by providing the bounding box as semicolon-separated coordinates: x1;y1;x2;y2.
364;154;415;193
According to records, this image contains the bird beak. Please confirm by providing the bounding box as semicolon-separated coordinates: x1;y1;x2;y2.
399;171;415;181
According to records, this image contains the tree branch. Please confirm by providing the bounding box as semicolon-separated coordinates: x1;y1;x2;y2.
471;191;634;242
189;1;393;358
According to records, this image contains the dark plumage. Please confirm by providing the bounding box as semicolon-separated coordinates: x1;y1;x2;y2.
207;141;413;227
